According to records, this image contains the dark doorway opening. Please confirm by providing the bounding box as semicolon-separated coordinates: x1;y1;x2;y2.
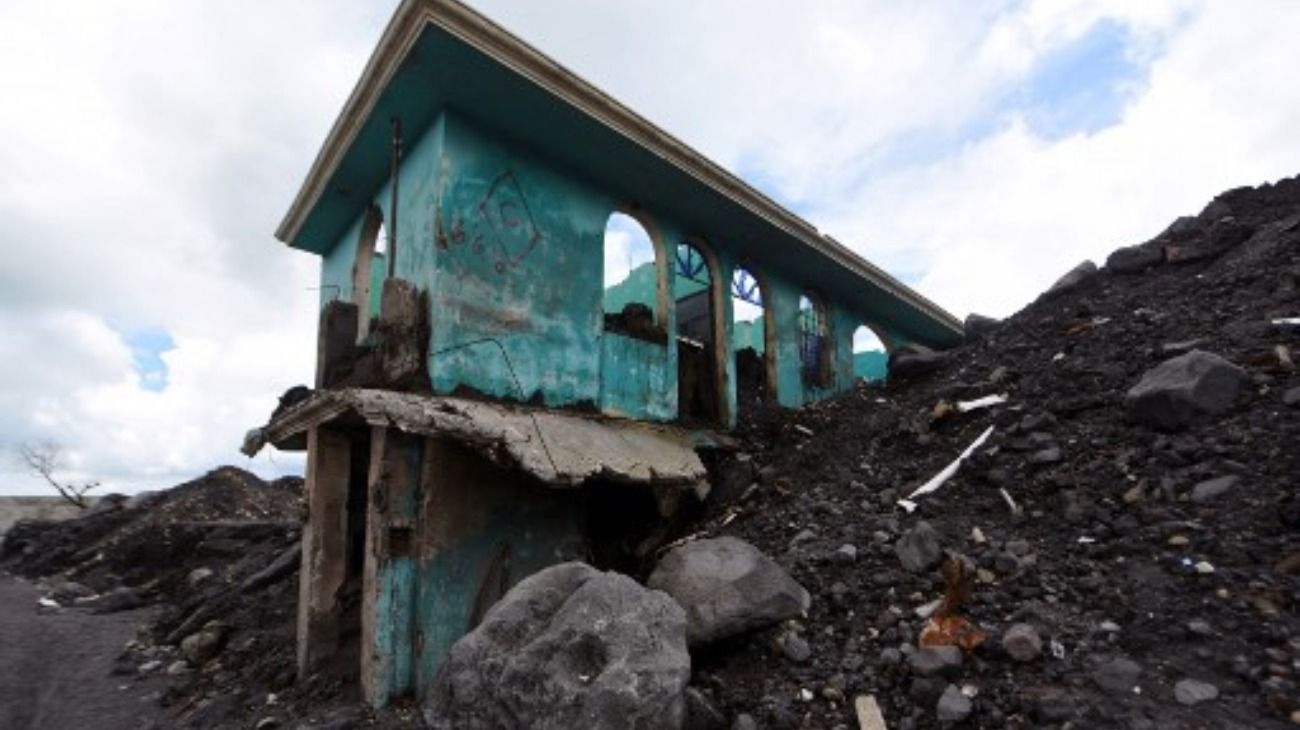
675;242;721;424
731;267;768;418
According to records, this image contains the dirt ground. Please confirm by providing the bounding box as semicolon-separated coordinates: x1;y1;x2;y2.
0;573;168;730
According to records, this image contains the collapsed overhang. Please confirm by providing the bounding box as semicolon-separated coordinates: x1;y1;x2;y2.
244;389;710;493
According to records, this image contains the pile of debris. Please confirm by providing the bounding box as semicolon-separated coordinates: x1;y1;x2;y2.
2;467;312;727
682;174;1300;729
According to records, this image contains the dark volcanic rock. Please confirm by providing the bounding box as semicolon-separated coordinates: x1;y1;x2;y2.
1124;350;1249;429
888;344;950;379
894;521;942;573
424;562;690;730
936;684;972;724
963;313;1000;341
1091;657;1142;694
647;537;810;647
90;586;144;614
1190;475;1239;503
1107;241;1165;273
907;646;963;678
1045;260;1098;297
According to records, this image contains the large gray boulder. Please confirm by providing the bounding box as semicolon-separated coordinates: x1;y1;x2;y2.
647;537;810;646
1125;350;1249;430
424;563;690;730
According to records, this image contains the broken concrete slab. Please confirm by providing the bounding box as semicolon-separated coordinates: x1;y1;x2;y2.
246;389;709;492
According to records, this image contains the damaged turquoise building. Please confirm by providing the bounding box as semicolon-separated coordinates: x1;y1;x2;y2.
259;0;962;709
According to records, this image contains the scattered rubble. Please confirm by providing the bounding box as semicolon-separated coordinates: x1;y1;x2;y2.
681;174;1300;729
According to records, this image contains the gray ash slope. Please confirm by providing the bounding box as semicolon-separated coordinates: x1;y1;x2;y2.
687;174;1300;728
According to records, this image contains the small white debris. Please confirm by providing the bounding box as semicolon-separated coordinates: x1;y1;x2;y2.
898;426;996;513
970;526;987;544
265;693;278;706
1052;352;1066;362
999;488;1022;515
853;694;888;730
37;597;60;609
1099;620;1121;633
960;684;979;698
956;393;1008;413
1273;317;1300;326
914;598;943;620
1049;639;1066;659
1077;536;1097;544
794;424;814;437
799;688;815;702
1195;560;1215;575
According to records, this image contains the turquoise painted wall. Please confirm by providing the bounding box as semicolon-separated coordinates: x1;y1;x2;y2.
854;351;887;380
430;114;608;406
415;475;581;695
317;109;897;425
320;115;445;319
732;316;766;353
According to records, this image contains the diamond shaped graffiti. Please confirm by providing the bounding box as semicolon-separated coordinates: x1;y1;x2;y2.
457;171;544;274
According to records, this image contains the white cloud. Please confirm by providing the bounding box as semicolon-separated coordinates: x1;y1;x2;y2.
0;1;397;494
821;0;1300;317
3;0;1299;493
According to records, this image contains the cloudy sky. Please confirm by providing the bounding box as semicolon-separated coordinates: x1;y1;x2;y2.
2;0;1299;495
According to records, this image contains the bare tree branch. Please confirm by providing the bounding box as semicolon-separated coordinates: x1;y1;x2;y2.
15;441;99;509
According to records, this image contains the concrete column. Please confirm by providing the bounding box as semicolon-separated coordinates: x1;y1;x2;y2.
297;426;352;678
361;427;422;708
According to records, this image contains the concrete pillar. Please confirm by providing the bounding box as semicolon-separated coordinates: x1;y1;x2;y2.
297;426;352;678
361;427;423;707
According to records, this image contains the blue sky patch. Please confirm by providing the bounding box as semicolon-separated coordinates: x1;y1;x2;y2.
123;328;176;392
1016;19;1146;140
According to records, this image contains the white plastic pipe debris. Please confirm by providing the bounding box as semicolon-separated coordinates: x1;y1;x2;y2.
897;425;996;513
956;393;1008;413
1274;317;1300;326
999;487;1021;515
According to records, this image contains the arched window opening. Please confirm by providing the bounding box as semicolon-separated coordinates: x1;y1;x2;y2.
852;324;888;381
731;266;768;414
374;221;388;256
603;212;663;342
799;294;831;387
352;208;384;341
675;242;720;423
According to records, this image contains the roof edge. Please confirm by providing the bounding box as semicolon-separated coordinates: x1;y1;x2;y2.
275;0;963;336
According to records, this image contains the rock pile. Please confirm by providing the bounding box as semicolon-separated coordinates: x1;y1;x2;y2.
679;173;1300;729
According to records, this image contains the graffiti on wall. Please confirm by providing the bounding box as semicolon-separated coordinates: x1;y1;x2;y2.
441;171;544;274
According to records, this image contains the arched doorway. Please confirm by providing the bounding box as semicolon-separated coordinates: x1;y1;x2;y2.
674;241;722;424
731;266;770;417
798;293;831;388
602;211;662;341
852;324;888;381
353;207;386;340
